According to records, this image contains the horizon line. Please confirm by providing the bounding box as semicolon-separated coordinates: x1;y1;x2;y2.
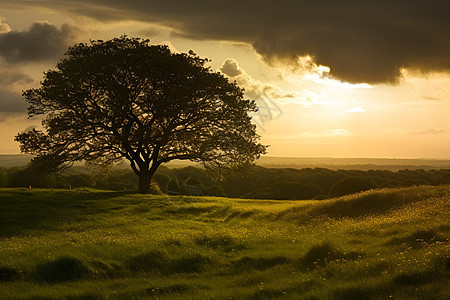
1;153;450;161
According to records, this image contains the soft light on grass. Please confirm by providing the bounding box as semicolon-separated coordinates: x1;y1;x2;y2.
0;185;448;299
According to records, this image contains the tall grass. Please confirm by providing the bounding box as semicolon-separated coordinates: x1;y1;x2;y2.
0;185;448;299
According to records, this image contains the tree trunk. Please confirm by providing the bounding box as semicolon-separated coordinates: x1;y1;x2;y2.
137;170;152;194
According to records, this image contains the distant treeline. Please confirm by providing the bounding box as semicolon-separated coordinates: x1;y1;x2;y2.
1;165;449;199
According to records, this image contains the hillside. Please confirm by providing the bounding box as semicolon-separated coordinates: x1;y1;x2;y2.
0;186;449;299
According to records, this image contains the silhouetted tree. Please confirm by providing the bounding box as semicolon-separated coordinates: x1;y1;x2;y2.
15;36;266;193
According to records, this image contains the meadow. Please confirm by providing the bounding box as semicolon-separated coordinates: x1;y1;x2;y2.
0;185;449;299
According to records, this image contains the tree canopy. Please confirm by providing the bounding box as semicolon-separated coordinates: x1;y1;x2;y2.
16;36;266;193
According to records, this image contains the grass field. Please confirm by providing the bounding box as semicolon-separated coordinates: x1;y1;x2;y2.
0;185;449;299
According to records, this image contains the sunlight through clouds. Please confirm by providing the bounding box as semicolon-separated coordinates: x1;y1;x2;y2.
297;57;373;90
219;58;327;107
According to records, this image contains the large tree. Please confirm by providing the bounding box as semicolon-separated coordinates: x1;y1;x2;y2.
16;36;266;193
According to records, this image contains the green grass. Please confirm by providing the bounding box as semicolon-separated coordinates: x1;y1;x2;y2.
0;185;449;299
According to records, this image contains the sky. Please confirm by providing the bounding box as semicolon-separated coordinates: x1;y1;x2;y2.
0;1;449;158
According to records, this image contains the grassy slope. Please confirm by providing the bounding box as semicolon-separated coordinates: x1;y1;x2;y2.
0;186;449;299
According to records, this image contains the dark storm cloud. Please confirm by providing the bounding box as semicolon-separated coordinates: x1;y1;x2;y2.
0;22;78;64
4;0;450;83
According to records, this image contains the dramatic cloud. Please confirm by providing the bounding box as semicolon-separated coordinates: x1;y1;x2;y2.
220;59;243;77
7;0;449;83
0;21;79;64
220;58;326;107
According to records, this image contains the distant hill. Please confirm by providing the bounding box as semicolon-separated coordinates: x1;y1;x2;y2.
257;156;450;170
1;154;449;170
0;154;32;168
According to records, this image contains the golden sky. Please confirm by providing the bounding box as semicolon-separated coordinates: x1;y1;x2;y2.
0;1;449;158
